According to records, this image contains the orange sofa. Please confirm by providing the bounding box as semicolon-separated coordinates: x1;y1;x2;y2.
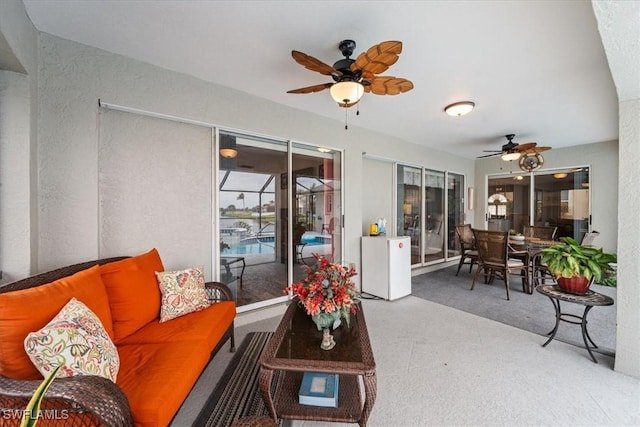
0;249;236;426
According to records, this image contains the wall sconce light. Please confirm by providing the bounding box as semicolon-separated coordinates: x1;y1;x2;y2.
553;172;568;179
467;187;474;210
444;101;475;117
330;81;364;108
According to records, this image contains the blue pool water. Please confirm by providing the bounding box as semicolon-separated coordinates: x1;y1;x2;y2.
223;233;329;255
225;238;275;255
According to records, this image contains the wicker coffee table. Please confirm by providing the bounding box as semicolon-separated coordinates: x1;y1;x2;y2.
259;301;376;426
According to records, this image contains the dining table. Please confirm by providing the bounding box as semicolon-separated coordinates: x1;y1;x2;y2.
508;237;558;293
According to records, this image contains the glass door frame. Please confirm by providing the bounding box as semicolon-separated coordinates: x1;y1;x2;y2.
484;165;592;240
214;128;345;313
393;162;468;268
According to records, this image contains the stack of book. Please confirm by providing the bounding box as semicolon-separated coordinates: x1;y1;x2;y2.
298;372;339;408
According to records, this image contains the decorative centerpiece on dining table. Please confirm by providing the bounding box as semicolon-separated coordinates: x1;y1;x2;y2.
285;254;360;350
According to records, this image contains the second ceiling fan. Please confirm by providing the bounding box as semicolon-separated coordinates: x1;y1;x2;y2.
478;134;552;171
287;39;414;108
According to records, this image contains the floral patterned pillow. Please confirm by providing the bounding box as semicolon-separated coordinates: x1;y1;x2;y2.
155;265;211;322
24;297;119;382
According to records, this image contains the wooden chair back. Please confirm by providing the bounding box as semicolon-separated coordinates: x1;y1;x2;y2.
523;225;557;240
472;229;509;267
455;224;476;251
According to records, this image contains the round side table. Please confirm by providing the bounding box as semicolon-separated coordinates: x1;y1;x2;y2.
536;284;614;363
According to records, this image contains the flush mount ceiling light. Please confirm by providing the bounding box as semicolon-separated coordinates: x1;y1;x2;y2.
444;101;475;117
553;172;568;179
317;147;332;153
330;81;364;108
219;134;238;159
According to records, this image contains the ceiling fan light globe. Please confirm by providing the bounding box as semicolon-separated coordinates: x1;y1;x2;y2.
330;81;364;107
501;151;521;161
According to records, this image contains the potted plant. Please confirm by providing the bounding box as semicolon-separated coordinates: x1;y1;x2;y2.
540;237;617;295
509;229;524;241
21;366;60;426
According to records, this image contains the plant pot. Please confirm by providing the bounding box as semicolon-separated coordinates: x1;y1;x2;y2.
557;276;592;295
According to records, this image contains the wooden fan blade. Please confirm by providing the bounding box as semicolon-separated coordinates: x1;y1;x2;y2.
291;51;339;76
522;146;551;154
364;76;414;95
477;152;500;159
287;82;333;94
514;142;537;152
352;41;403;77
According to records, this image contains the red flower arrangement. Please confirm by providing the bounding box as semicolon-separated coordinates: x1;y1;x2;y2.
285;254;360;327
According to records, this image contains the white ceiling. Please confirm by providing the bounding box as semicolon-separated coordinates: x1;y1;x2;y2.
22;0;620;159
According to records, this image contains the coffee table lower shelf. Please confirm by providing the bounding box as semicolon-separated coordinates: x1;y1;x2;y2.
273;371;363;423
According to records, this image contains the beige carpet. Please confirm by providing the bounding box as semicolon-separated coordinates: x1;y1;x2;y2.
172;297;639;427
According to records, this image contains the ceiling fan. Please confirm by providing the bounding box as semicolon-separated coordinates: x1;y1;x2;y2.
478;134;552;171
286;39;414;108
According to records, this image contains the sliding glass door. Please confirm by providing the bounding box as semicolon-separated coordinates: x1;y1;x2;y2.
447;172;464;257
533;168;590;241
217;131;343;309
487;174;531;232
487;168;591;241
397;165;422;264
291;143;342;283
396;164;466;266
424;169;445;262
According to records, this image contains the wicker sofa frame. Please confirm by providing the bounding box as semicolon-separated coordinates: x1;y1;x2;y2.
0;257;235;427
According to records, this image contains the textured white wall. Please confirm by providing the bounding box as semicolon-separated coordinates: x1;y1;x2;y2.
0;0;39;277
362;159;394;236
0;71;31;283
35;33;474;276
593;0;639;378
615;99;640;377
98;109;213;275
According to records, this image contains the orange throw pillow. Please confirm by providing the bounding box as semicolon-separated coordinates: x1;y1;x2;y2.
100;248;164;342
0;266;112;380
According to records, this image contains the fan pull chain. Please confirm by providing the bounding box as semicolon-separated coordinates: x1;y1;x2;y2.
345;109;348;130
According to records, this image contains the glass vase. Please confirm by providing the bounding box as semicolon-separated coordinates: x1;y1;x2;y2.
311;311;341;350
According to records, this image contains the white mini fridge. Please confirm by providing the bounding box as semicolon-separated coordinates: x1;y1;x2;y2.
361;236;412;300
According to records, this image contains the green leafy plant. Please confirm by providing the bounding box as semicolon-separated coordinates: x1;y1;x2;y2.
540;237;617;283
20;366;60;427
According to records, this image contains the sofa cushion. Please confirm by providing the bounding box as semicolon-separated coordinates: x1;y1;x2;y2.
116;340;213;427
155;265;211;322
115;301;236;347
24;297;120;382
100;248;164;343
0;265;113;380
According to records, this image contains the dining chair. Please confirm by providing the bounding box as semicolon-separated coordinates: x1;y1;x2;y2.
454;224;479;276
581;230;600;246
471;229;529;300
523;225;558;240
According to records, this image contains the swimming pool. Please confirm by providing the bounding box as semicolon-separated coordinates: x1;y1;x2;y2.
222;233;330;255
224;240;275;255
